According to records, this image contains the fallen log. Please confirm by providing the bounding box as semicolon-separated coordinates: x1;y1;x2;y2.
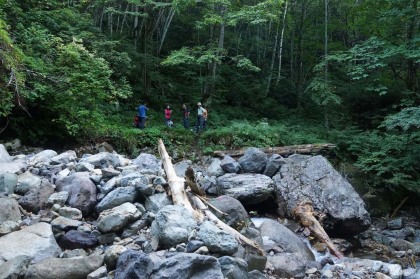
158;139;203;221
213;143;336;158
292;200;344;259
158;139;264;255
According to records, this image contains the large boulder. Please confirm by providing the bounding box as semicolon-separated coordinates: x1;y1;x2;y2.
220;156;241;174
79;152;122;169
0;162;26;174
207;158;225;177
150;253;224;279
0;197;21;235
51;150;77;165
97;202;141;233
16;171;42;195
151;205;197;247
263;154;285;178
0;222;62;264
96;186;139;213
274;154;371;236
216;173;274;205
238;147;267;173
258;219;315;278
23;254;104;279
114;250;154;279
218;256;248;279
197;221;239;255
59;230;99;250
132;153;162;175
56;172;97;216
0;172;18;194
0;255;31;279
19;179;55;214
0;144;12;163
27;150;57;166
208;195;251;230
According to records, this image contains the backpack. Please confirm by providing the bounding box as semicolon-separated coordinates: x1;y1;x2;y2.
133;115;139;127
202;108;208;119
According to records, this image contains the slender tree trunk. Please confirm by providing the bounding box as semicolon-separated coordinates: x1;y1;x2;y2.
324;0;329;129
276;0;289;86
406;0;418;93
264;26;279;97
158;7;176;55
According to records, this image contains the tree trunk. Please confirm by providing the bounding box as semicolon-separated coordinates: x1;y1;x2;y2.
276;0;289;87
158;7;176;55
157;139;202;219
213;143;336;158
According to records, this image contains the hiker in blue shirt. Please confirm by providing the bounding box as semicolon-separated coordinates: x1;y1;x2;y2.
137;102;149;129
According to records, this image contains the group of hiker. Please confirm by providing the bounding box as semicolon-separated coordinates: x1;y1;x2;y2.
135;102;208;132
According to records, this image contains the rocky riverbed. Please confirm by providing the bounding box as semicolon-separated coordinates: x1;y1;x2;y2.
0;140;419;279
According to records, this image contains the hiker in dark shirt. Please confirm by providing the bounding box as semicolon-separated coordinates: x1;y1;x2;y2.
182;104;190;129
137;101;149;129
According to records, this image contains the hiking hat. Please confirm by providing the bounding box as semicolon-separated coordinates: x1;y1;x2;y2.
197;102;202;106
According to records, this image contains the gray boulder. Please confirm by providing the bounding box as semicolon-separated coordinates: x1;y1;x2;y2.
145;193;172;214
217;173;274;205
51;150;77;165
19;179;55;214
0;197;21;235
238;147;267;173
59;230;98;250
0;172;18;194
207;158;225;177
56;172;97;216
104;244;127;270
47;191;69;207
197;221;239;255
0;144;12;163
97;202;141;233
259;219;314;278
221;156;241;173
174;160;191;177
51;216;83;231
208;195;251;230
96;186;139;213
120;172;148;187
79;152;122;169
151;205;197;247
274;154;371;236
218;256;248;279
0;222;61;264
0;162;26;174
23;254;104;279
114;250;154;279
132;153;162;175
16;171;42;195
0;255;31;279
263;154;285;177
27;150;57;165
151;253;224;279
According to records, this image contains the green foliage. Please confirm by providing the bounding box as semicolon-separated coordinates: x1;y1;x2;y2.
201;120;327;150
345;130;420;193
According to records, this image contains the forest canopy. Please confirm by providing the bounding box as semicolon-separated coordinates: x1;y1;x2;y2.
0;0;419;200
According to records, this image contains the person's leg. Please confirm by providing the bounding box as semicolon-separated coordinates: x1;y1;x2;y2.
140;117;145;129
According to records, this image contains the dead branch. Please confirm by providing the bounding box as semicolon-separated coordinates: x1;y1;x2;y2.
292;200;344;259
213;143;336;158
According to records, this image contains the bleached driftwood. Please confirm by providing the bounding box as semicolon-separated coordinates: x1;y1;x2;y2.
158;139;203;221
158;139;264;255
292;200;344;259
